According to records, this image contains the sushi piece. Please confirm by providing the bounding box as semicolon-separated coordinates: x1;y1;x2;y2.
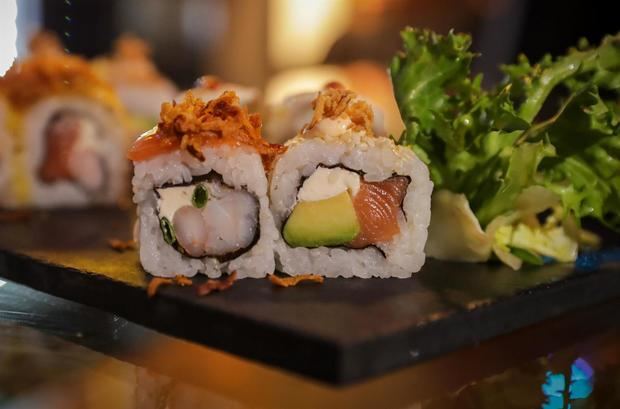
0;98;10;200
178;76;259;111
93;34;178;132
0;33;129;208
264;82;386;144
130;92;280;278
270;88;433;278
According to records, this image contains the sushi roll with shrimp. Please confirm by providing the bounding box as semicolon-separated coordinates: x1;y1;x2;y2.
270;88;433;278
0;33;129;208
130;92;280;278
93;34;178;133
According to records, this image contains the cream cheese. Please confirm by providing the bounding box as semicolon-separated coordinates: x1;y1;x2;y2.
297;167;360;202
155;185;195;221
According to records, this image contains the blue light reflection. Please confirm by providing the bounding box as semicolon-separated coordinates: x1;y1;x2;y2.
542;357;594;408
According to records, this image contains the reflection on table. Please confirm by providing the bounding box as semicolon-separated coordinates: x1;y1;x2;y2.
0;278;619;408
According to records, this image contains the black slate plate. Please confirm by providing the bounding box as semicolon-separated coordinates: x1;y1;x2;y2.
0;208;619;384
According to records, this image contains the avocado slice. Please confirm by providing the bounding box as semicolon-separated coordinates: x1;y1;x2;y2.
283;191;360;248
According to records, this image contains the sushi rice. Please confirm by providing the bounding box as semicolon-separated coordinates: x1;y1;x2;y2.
0;39;130;209
9;96;128;208
269;90;433;278
131;92;279;279
133;146;277;278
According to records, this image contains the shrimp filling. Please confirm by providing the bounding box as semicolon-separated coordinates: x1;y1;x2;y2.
155;174;259;260
39;111;107;193
283;166;409;249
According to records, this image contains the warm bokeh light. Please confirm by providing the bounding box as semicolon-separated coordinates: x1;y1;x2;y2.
268;0;353;69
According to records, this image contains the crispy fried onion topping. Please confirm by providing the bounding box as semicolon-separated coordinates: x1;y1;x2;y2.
196;272;237;296
307;88;374;136
29;31;64;56
107;238;137;252
157;92;285;166
98;34;168;85
0;51;120;110
147;275;194;298
268;274;324;288
114;34;151;60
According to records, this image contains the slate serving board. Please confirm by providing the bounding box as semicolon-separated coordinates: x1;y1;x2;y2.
0;208;619;384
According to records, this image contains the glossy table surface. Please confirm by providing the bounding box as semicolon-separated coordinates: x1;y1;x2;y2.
0;277;619;408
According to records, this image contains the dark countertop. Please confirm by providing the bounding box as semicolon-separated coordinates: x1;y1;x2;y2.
0;277;619;408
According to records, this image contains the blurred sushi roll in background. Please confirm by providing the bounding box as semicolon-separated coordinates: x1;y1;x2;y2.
264;82;386;145
0;98;11;203
130;92;281;278
177;75;260;112
0;32;129;208
92;34;178;134
264;90;316;145
269;87;433;278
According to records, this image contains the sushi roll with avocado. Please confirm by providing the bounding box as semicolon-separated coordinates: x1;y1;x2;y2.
270;88;433;278
130;92;280;278
92;34;178;133
0;33;129;208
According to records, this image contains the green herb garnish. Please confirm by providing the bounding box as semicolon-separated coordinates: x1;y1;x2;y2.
192;184;208;208
159;217;176;245
508;246;545;266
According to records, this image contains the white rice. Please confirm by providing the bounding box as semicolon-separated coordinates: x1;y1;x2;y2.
133;145;277;279
270;127;433;278
4;96;128;208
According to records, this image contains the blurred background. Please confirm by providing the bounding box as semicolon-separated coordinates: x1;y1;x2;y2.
1;0;618;136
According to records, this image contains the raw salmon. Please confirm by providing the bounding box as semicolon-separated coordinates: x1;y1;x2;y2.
127;133;181;161
349;176;409;248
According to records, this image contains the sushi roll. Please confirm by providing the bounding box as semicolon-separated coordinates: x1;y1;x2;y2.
93;34;178;132
178;76;260;111
0;35;129;208
130;92;280;278
270;88;433;278
265;82;386;144
0;98;10;200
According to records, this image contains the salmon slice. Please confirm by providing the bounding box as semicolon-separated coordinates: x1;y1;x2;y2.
39;115;80;182
349;176;409;248
127;133;180;162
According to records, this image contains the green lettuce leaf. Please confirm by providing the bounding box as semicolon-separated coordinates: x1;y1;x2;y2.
476;142;555;226
391;27;620;233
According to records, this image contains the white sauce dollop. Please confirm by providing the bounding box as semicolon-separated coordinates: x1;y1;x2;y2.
312;118;351;138
297;167;360;202
156;185;195;221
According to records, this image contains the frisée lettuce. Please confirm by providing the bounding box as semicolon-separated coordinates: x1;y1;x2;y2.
391;28;620;268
